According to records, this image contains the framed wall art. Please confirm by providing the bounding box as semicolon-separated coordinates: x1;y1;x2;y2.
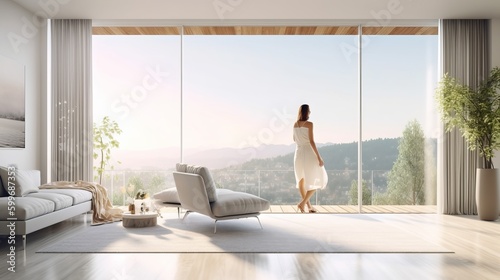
0;55;25;148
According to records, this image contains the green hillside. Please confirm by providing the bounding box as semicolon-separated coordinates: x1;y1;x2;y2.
216;137;437;205
230;138;410;171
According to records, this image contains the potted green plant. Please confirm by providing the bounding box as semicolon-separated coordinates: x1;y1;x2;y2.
435;66;500;221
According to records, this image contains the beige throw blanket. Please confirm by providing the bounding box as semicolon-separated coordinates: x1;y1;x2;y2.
40;180;123;225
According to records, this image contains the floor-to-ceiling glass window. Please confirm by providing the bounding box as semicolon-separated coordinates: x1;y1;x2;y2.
182;34;358;206
91;25;438;211
93;34;181;205
360;34;438;209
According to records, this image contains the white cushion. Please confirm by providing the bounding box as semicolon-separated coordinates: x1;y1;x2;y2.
0;167;40;197
26;192;73;210
211;191;270;217
0;197;55;220
176;163;188;172
153;188;180;203
38;189;92;205
185;165;218;202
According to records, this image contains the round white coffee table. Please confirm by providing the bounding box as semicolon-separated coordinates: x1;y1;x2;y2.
122;212;158;228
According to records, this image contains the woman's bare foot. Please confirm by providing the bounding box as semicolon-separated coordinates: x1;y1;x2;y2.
306;202;312;209
297;203;306;213
306;202;318;213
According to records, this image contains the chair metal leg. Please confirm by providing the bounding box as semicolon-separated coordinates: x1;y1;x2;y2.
212;217;262;233
256;216;263;229
22;234;26;264
180;213;262;233
182;210;192;222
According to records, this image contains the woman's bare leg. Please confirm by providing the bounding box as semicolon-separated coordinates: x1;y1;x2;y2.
302;190;316;209
298;178;306;200
306;198;314;212
298;183;317;212
297;179;306;212
307;192;318;213
298;179;314;211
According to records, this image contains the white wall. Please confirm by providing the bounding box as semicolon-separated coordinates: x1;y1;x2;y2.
0;1;43;176
13;0;500;21
490;19;500;168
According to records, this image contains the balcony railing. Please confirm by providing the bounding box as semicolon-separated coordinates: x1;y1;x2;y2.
99;169;436;212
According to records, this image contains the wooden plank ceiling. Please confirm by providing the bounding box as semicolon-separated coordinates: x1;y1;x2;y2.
93;26;438;36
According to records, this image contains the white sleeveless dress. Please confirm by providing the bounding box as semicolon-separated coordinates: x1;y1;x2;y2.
293;124;328;190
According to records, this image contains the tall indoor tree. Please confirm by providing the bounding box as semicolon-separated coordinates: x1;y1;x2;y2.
435;66;500;220
93;116;122;185
435;67;500;169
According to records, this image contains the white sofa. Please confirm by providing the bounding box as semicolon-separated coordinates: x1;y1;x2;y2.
167;163;270;233
0;167;92;249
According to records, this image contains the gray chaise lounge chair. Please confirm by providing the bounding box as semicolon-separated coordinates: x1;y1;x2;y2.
172;164;270;233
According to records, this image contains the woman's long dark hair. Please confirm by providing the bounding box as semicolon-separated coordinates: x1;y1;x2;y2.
297;104;309;121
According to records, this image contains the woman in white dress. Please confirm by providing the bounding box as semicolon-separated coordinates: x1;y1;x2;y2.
294;104;328;213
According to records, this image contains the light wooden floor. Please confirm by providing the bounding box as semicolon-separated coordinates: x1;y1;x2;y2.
1;210;499;280
265;204;437;214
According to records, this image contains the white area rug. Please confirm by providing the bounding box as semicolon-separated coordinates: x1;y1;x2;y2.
37;214;452;253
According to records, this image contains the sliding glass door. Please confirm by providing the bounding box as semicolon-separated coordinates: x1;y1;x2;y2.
92;25;438;210
360;34;438;209
182;34;358;204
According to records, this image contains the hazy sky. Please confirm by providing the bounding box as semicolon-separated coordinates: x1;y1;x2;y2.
93;34;438;151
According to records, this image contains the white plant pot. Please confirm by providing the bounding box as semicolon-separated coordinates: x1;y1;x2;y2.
476;168;500;221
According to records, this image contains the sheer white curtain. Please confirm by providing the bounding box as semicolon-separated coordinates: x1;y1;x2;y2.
440;19;490;214
51;19;93;181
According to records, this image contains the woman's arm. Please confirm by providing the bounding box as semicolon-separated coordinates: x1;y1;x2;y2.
308;122;324;166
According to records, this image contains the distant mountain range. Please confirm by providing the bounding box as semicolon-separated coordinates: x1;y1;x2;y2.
112;144;300;170
108;138;431;171
234;138;406;171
